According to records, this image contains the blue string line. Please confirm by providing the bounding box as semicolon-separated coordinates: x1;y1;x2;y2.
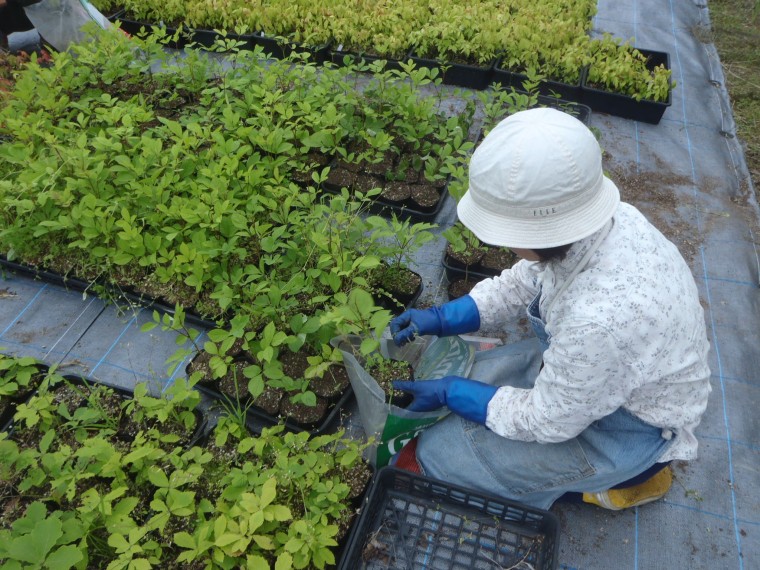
664;499;756;526
665;0;743;564
0;283;48;337
700;247;743;566
711;374;757;388
0;337;68;359
702;276;758;287
90;309;142;376
700;435;760;453
44;296;101;361
634;506;640;570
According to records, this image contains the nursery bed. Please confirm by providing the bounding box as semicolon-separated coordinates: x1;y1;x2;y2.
1;0;759;568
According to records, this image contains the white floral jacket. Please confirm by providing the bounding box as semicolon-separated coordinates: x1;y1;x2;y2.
469;202;711;461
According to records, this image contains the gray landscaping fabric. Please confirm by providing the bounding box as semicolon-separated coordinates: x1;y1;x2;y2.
1;0;758;568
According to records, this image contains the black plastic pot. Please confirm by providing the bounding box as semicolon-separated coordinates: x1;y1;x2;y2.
373;268;424;313
246;32;331;64
476;94;592;143
321;170;449;223
408;50;495;90
442;249;508;281
494;60;583;102
115;18;246;51
338;467;560;570
114;18;188;49
446;277;480;301
189;357;354;437
5;373;208;447
328;47;407;72
105;9;126;21
531;93;591;125
581;48;672;124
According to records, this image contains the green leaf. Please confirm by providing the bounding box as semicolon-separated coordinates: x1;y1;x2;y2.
284;537;304;553
260;478;276;508
147;468;170;488
274;552;294;570
299;390;317;407
7;516;62;564
215;533;243;548
44;545;84;569
173;531;196;549
246;554;271;570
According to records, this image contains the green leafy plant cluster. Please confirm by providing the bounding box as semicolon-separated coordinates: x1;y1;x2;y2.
0;354;59;433
0;29;474;410
585;34;673;102
94;0;672;100
0;366;370;569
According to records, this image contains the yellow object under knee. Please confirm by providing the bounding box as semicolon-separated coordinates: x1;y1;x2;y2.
583;466;673;510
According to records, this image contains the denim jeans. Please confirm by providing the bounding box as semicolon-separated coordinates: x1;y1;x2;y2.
416;339;674;510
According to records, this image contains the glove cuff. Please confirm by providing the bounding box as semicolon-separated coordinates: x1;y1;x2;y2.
438;295;481;337
446;378;498;425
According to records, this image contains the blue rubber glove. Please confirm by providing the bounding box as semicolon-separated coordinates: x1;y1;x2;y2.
390;295;480;347
393;376;498;425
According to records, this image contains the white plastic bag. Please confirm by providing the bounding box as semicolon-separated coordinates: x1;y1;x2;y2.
331;334;475;466
23;0;110;51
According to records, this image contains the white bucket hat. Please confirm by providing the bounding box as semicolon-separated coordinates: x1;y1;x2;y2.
457;107;620;249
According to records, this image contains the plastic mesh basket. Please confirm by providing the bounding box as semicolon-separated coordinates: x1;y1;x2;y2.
339;467;559;570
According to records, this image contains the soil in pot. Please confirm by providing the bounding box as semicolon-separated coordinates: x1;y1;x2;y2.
410;183;441;209
445;241;488;268
325;166;356;190
335;157;363;173
279;348;350;400
372;265;422;310
354;172;383;194
252;385;283;416
215;360;250;401
333;460;374;540
367;358;414;407
187;338;246;382
448;278;480;300
364;153;396;176
381;180;413;203
481;246;518;273
279;392;328;426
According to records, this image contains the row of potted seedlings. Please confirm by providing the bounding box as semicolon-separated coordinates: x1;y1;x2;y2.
0;352;560;569
0;30;474;431
0;353;373;568
98;0;672;122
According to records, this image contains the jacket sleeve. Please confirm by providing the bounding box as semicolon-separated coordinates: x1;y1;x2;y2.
468;259;541;329
484;318;642;443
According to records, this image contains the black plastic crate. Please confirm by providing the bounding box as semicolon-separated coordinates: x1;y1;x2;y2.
339;467;559;570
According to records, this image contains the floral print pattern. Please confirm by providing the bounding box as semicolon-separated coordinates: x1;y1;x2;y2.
469;203;711;461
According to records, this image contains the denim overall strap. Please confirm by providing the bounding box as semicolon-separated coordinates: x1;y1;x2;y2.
527;291;550;352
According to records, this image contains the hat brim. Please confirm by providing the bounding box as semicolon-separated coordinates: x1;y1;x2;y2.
457;176;621;249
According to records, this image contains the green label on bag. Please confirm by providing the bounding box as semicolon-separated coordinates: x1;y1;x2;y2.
376;413;445;467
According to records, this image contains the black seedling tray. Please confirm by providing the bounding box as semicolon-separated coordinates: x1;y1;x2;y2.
581;48;672;124
319;184;448;224
193;379;354;437
0;257;220;330
339;467;560;570
3;373;208;448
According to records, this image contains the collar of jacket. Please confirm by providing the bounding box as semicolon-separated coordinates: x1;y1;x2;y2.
535;217;615;288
